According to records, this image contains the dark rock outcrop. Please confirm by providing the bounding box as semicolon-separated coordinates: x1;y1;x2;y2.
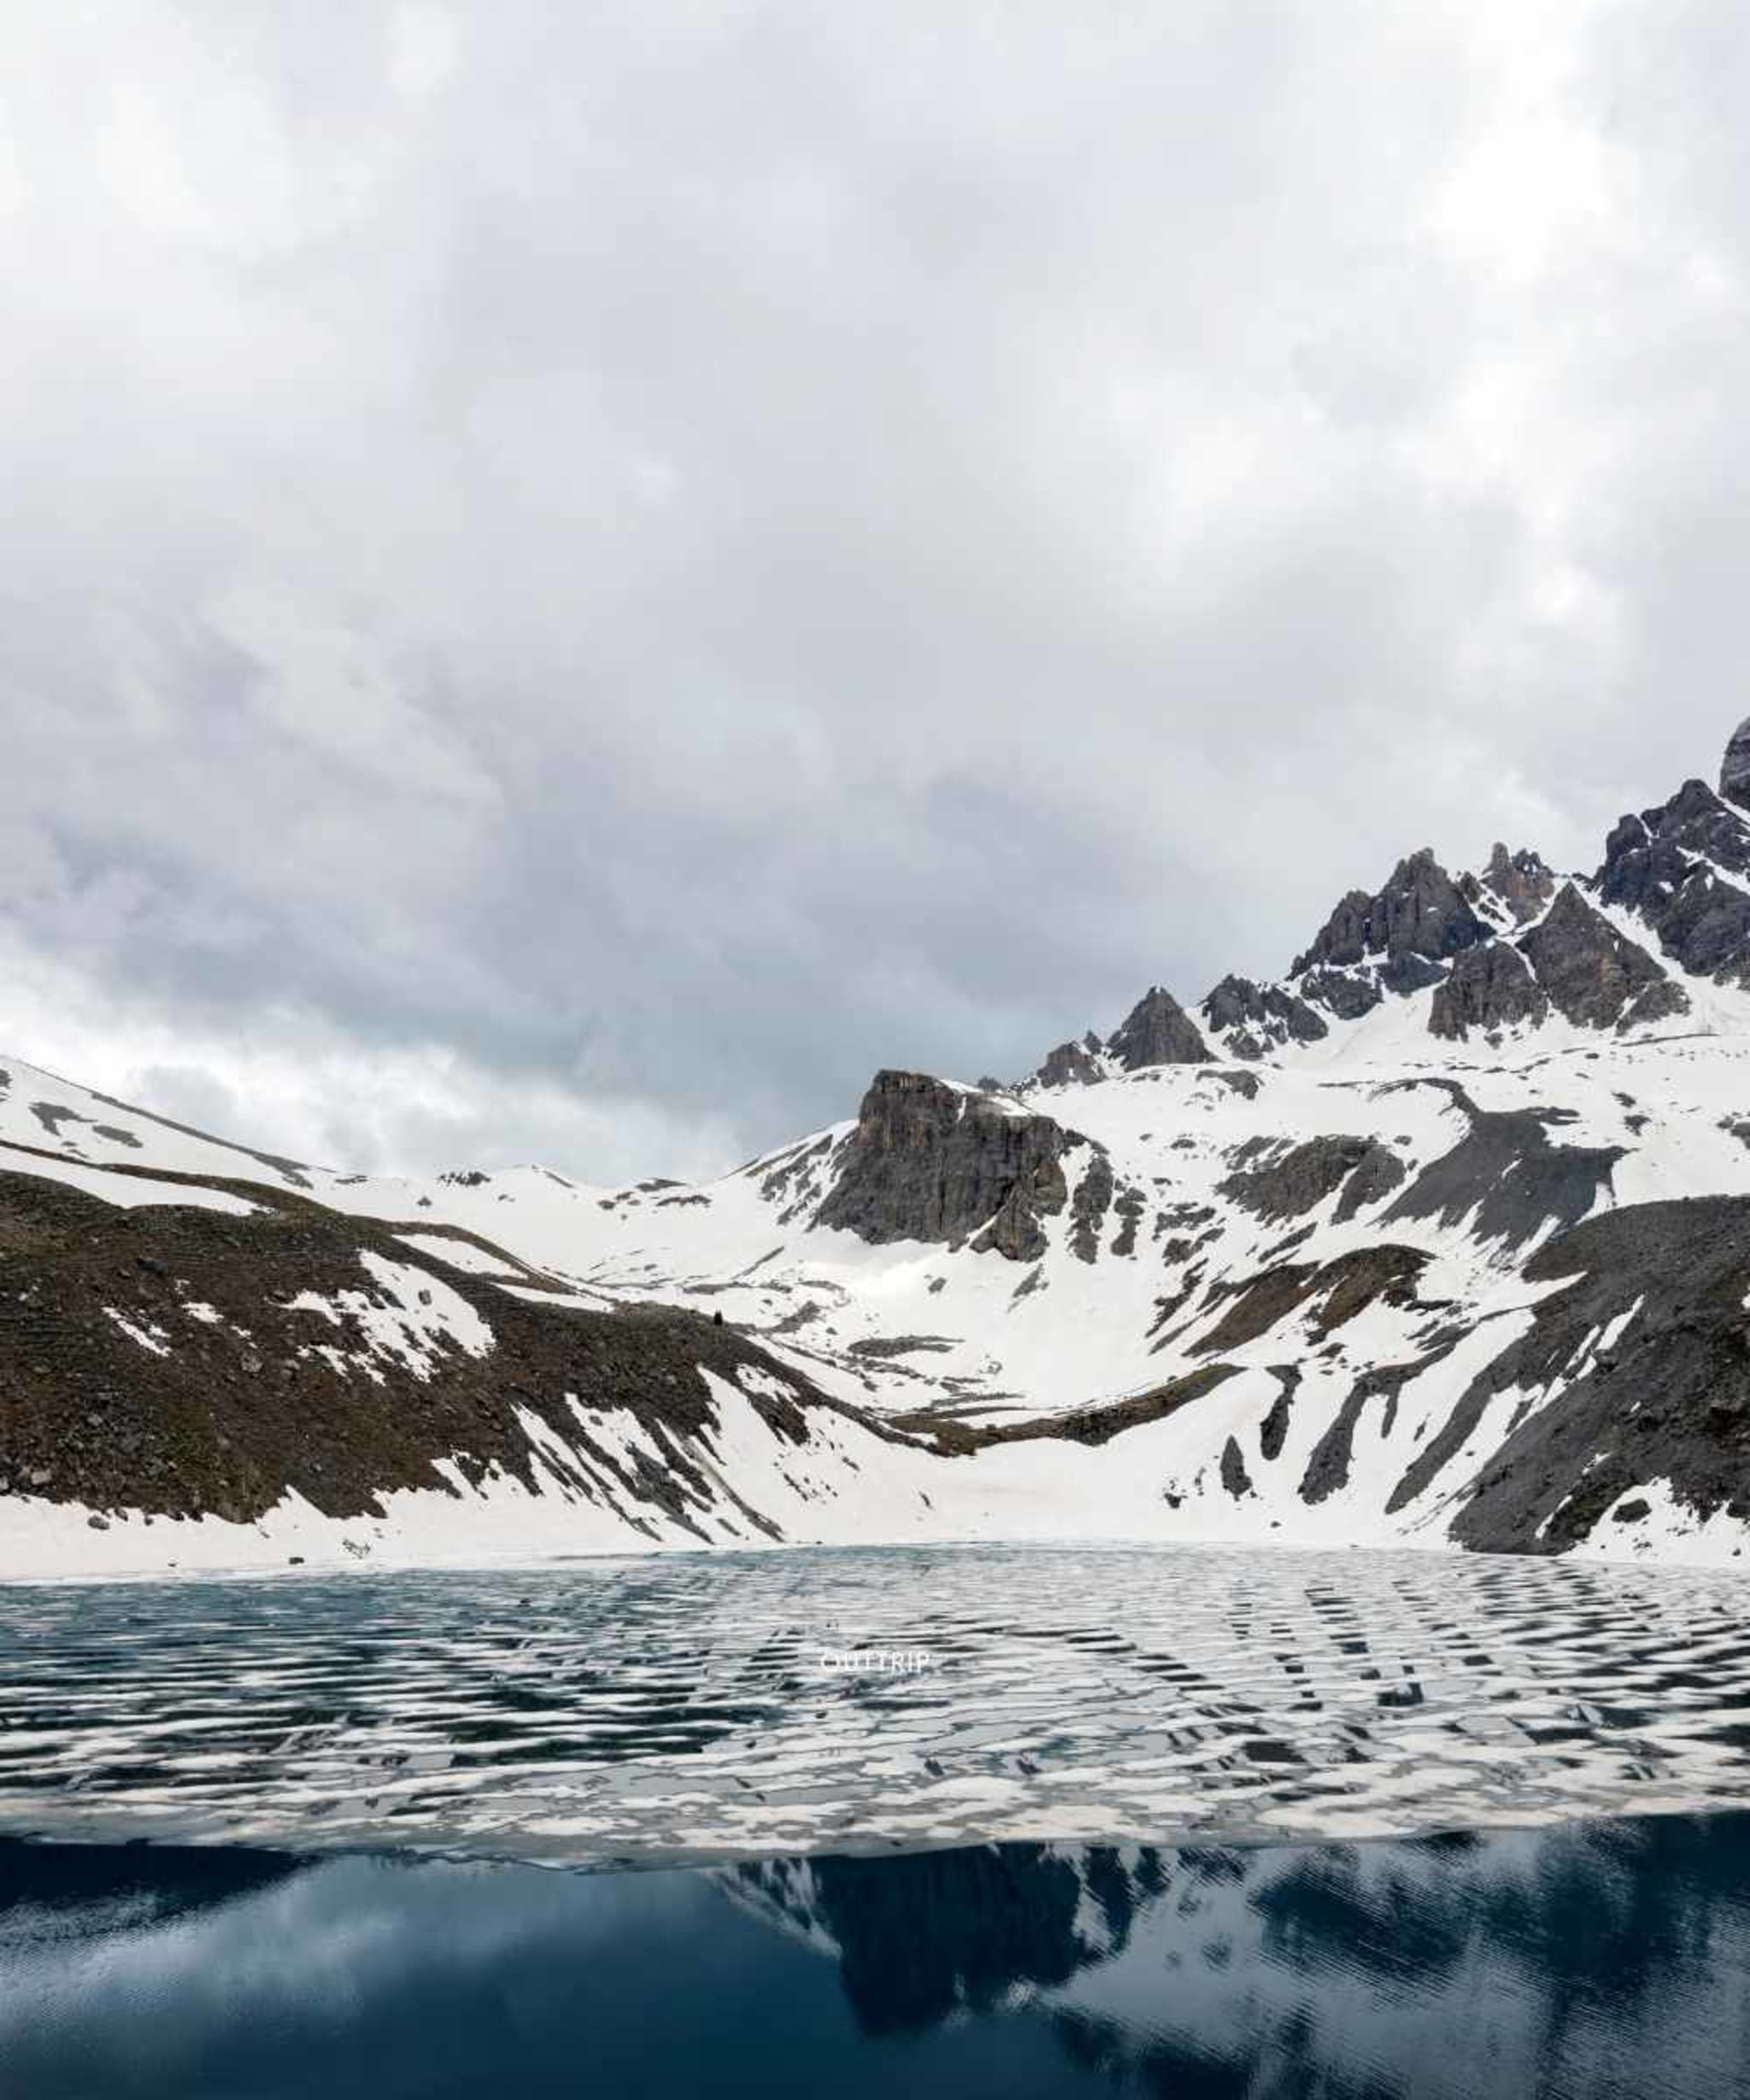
1296;888;1374;971
1596;775;1750;983
1383;1092;1623;1249
1379;952;1448;996
1297;965;1382;1021
816;1071;1075;1262
1300;1357;1439;1507
1428;940;1548;1041
1466;842;1556;926
1331;1142;1411;1223
1258;1365;1301;1461
1518;883;1688;1030
1219;1435;1254;1499
1109;1187;1143;1256
1394;1196;1750;1551
970;1174;1066;1262
972;1364;1242;1451
1036;1039;1103;1088
1294;849;1489;985
1200;976;1328;1060
1640;870;1750;983
1193;1246;1430;1354
1067;1153;1116;1263
1218;1135;1405;1224
1105;987;1211;1070
1721;717;1750;812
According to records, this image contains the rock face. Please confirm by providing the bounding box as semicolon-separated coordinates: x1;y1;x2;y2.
1036;1039;1104;1088
1469;842;1556;926
1597;777;1750;983
1428;1197;1750;1553
1200;976;1328;1060
1293;849;1489;1007
1298;965;1383;1021
1722;717;1750;812
1296;889;1373;973
1428;941;1548;1041
815;1071;1075;1259
1383;1085;1624;1249
1066;1151;1116;1262
1218;1135;1405;1224
1105;987;1210;1070
1518;883;1689;1030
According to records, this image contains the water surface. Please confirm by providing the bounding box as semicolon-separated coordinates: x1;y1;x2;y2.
4;1544;1750;1863
3;1815;1747;2098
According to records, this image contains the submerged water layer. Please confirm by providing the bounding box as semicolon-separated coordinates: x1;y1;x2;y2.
3;1816;1749;2099
3;1545;1750;1864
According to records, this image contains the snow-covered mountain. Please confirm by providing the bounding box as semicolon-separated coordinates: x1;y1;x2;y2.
9;725;1750;1575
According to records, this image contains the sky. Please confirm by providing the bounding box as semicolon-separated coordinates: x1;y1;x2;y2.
4;1;1750;1182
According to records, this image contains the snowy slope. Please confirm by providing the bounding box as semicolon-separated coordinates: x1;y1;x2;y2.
9;730;1750;1574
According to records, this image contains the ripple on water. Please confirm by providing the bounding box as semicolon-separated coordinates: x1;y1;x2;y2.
3;1545;1750;1867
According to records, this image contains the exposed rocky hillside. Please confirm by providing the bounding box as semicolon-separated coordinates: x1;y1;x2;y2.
9;724;1750;1573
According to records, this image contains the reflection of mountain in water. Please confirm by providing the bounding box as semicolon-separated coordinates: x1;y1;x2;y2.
3;1817;1749;2097
726;1816;1750;2094
727;1844;1122;2032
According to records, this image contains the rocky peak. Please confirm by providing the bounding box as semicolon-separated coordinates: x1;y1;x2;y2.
1292;848;1489;1010
1036;1039;1104;1088
1518;883;1689;1031
1596;773;1750;983
1600;777;1750;879
1374;848;1491;973
813;1070;1078;1260
1106;987;1211;1071
1722;716;1750;812
1200;975;1328;1061
1471;842;1556;927
1295;889;1373;973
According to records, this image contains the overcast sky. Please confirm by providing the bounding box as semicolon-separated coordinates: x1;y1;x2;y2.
3;2;1748;1181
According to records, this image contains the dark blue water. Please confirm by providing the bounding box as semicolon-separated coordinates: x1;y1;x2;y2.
3;1814;1748;2098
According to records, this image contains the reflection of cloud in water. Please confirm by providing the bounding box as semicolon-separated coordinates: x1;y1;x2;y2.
3;1816;1749;2097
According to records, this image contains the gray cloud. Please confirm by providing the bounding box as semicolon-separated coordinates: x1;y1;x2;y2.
3;3;1748;1175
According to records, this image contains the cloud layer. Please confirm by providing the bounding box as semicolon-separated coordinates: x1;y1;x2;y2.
3;3;1748;1176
